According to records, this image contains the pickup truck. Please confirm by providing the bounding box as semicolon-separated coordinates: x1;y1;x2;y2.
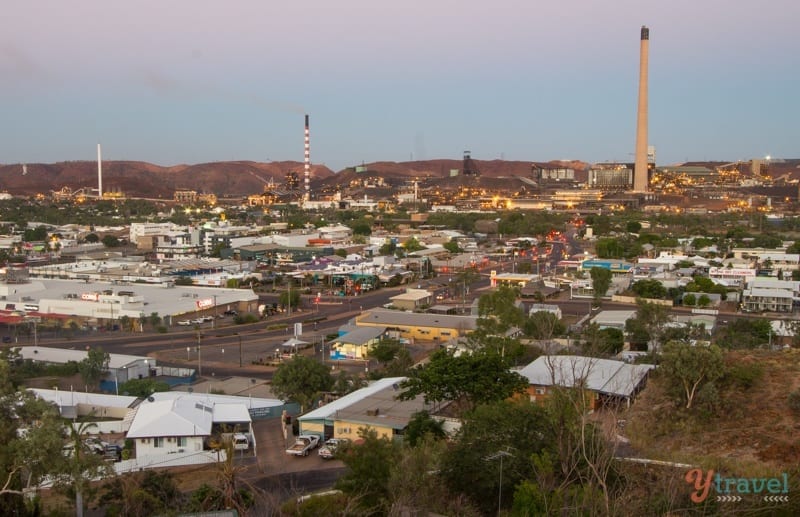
285;435;320;457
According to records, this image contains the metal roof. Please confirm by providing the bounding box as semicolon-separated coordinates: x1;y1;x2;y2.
519;356;655;398
357;309;477;331
299;377;406;422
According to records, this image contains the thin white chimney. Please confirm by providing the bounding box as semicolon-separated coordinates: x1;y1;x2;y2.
97;143;103;198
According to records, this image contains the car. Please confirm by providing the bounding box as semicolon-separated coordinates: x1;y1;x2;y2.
192;318;205;324
318;438;349;460
202;316;214;322
177;320;193;326
285;434;320;457
224;309;238;316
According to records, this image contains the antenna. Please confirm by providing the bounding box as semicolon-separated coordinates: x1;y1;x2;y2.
97;143;103;198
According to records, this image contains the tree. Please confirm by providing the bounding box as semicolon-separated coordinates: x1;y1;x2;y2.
117;378;170;398
52;421;112;517
335;427;400;514
399;348;528;413
524;311;566;341
78;347;110;392
0;360;66;514
404;410;447;447
271;355;333;412
84;232;100;243
440;400;553;515
98;470;184;517
683;293;697;306
279;287;300;310
589;267;612;308
581;323;624;356
697;294;711;307
631;279;667;300
659;341;725;409
476;285;524;336
626;221;642;233
624;300;672;352
368;338;403;367
443;239;461;254
101;235;120;247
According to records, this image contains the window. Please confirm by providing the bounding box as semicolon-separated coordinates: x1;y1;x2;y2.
535;388;546;395
177;437;187;447
153;437;164;448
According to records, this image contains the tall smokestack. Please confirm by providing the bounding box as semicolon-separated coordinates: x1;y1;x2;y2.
633;25;649;192
97;143;103;198
304;114;310;202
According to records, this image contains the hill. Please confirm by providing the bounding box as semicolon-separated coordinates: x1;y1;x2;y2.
0;158;589;199
626;348;800;471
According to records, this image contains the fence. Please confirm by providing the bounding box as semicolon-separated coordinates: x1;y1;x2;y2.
113;449;226;475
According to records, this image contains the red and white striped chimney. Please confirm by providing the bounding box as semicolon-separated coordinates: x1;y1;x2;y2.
304;114;310;201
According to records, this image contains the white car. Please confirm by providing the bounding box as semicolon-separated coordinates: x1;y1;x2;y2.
177;320;193;326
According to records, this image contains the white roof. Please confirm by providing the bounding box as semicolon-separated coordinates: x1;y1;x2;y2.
745;287;793;299
149;391;282;411
519;356;655;398
17;346;152;370
126;397;214;438
299;377;406;421
29;388;137;409
590;310;637;327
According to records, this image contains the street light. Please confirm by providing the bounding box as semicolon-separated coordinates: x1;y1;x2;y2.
485;450;512;515
236;333;242;367
196;332;202;376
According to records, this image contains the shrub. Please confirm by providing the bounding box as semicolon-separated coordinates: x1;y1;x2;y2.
789;389;800;413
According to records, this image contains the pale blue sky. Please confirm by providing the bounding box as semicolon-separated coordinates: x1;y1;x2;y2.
1;0;797;171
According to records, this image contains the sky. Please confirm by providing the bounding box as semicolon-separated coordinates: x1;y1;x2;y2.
1;0;798;171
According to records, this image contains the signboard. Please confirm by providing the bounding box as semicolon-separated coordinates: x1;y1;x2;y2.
81;293;99;302
196;298;213;309
294;322;303;336
708;267;755;278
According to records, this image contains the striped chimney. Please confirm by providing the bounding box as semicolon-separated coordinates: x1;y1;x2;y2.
304;114;310;201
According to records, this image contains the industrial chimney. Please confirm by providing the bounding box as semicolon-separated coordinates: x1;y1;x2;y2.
304;114;310;202
97;143;103;199
633;25;649;192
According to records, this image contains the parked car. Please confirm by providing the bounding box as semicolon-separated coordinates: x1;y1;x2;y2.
318;438;349;460
202;316;214;322
177;320;193;326
285;434;320;457
223;309;238;316
232;433;249;451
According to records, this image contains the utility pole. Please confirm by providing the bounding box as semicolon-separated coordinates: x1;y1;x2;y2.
196;332;202;376
237;333;242;367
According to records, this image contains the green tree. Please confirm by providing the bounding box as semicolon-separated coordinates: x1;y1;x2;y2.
624;300;672;352
631;278;667;299
279;287;301;310
98;470;184;517
271;355;334;411
524;311;566;340
52;421;112;517
399;348;528;413
335;427;400;514
683;293;697;306
117;378;170;398
697;294;711;307
402;237;425;253
626;221;642;233
404;410;447;447
660;341;725;409
0;361;67;514
78;347;110;392
441;400;552;515
443;239;462;254
368;338;403;367
590;267;612;308
101;234;120;247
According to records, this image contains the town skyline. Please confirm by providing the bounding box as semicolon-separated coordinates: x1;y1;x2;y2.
2;1;798;171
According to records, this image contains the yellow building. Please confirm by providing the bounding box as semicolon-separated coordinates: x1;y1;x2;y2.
355;308;477;343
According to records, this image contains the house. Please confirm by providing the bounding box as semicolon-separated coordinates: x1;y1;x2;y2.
297;377;405;439
589;310;637;331
389;288;433;311
330;326;386;360
355;308;477;342
126;395;256;458
519;355;655;409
